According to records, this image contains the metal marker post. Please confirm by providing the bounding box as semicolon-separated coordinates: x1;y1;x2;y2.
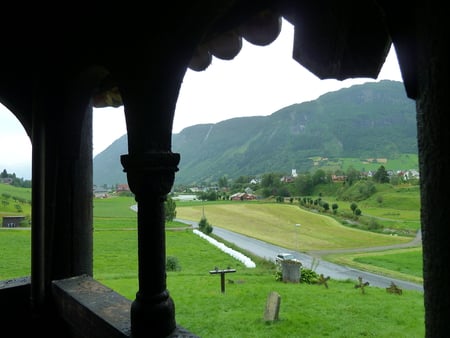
295;223;301;251
209;267;236;293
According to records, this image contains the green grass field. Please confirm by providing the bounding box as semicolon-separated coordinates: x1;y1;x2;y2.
0;183;32;218
95;230;424;338
0;185;425;337
176;202;413;250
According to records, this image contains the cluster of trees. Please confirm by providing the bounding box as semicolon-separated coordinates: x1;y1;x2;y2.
299;196;339;214
189;165;405;202
259;165;392;198
0;169;31;188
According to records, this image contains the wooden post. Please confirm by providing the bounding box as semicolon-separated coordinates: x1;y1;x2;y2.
209;268;236;293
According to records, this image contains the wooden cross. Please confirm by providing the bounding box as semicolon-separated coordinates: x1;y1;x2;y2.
354;276;370;294
317;274;330;288
386;281;403;295
209;267;236;293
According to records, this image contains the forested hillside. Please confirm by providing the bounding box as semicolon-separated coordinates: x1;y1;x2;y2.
93;80;417;187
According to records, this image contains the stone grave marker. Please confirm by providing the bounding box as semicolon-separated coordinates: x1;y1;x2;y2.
281;260;302;283
263;291;281;322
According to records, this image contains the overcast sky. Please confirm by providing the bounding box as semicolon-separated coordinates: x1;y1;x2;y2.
1;19;404;180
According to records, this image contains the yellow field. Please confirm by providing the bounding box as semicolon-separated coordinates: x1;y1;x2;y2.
176;202;412;252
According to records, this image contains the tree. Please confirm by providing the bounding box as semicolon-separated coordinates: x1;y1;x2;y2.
294;173;313;196
350;202;358;214
164;196;177;221
332;203;339;214
345;167;360;186
373;165;390;183
218;176;228;189
261;172;281;188
312;169;327;185
198;216;213;234
197;190;218;201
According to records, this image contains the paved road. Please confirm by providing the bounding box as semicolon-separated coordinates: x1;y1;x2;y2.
176;218;423;292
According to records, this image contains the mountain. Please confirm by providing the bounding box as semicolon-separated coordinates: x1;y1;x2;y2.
93;80;417;187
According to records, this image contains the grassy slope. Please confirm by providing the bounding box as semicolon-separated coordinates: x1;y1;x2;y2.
176;202;412;251
175;193;423;283
0;184;32;217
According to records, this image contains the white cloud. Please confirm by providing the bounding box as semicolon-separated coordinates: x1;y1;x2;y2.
0;108;32;179
93;106;127;157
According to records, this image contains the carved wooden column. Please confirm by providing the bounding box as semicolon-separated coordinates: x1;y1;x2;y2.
30;71;94;332
121;152;179;336
414;6;450;336
114;43;191;335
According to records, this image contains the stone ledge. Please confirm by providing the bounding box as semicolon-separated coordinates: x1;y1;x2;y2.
52;274;131;338
52;274;200;338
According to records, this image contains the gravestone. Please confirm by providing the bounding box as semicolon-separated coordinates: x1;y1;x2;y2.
263;291;281;322
281;260;302;283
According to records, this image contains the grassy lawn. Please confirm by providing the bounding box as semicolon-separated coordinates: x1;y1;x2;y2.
0;192;425;337
96;229;424;338
0;228;30;279
323;247;423;284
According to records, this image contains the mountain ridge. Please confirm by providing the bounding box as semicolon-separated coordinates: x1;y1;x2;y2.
93;80;417;186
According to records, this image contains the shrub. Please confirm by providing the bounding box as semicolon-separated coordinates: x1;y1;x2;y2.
300;267;319;284
166;256;181;271
198;216;213;234
274;270;282;281
368;218;382;230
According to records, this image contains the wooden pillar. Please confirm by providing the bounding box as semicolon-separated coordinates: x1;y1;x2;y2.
31;87;49;312
121;152;180;337
115;48;189;336
415;5;450;336
31;71;94;314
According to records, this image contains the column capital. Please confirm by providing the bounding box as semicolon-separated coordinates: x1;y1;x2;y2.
121;152;180;197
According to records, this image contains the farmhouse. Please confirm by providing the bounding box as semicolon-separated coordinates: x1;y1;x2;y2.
230;192;257;201
116;183;130;192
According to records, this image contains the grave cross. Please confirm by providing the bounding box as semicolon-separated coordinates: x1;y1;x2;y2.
209;267;236;293
386;281;403;295
317;274;330;288
354;276;370;294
